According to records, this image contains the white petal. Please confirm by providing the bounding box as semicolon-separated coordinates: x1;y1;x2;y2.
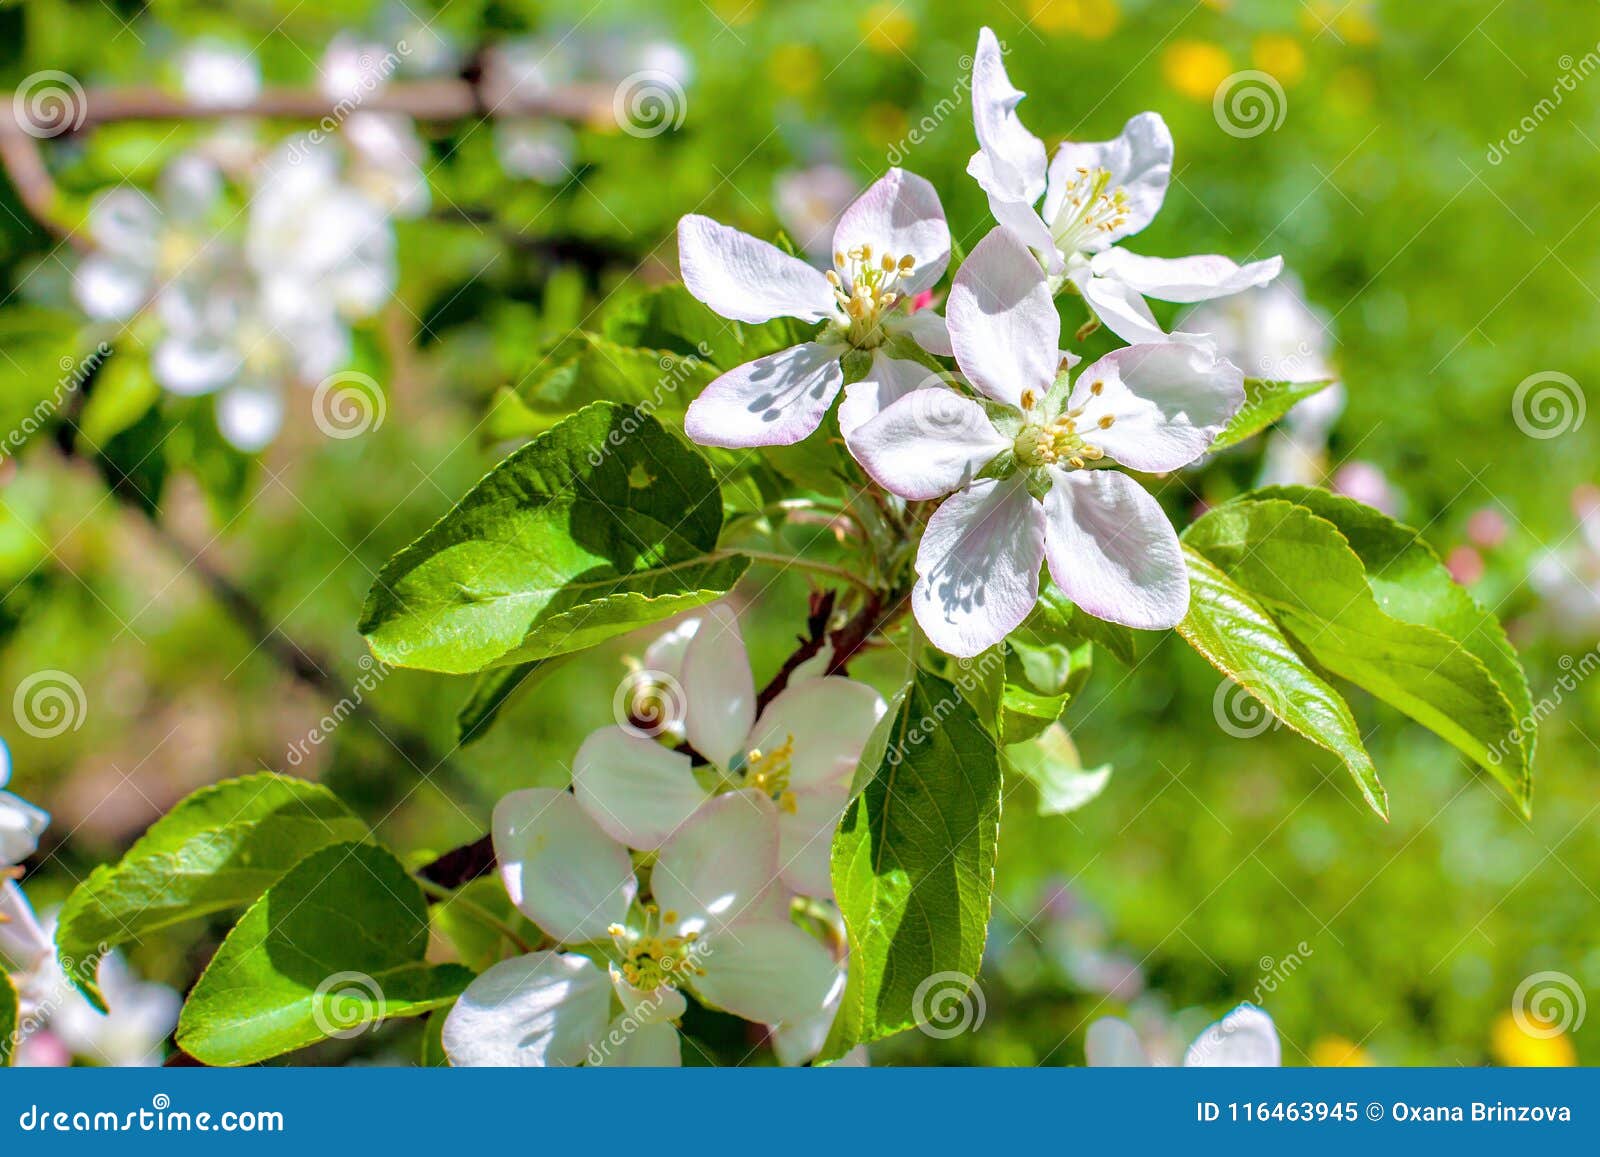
948;228;1059;409
87;188;161;260
442;951;611;1068
1085;1017;1153;1066
896;305;953;356
1042;469;1188;630
837;351;937;440
750;676;886;791
215;383;283;452
831;168;949;296
591;1018;682;1066
72;255;150;321
572;727;710;851
0;880;52;972
152;332;239;396
1184;1005;1282;1067
988;194;1061;272
691;917;842;1025
1070;344;1245;473
1079;272;1168;345
850;390;1009;500
966;27;1047;207
777;790;846;897
654;791;782;930
1090;249;1283;304
494;788;637;942
1046;112;1173;247
913;476;1047;658
683;341;845;449
610;964;688;1025
680;602;756;770
771;982;842;1066
159;154;223;221
677;214;834;324
0;792;50;866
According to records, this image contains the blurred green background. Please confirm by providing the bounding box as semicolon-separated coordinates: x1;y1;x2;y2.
2;0;1597;1065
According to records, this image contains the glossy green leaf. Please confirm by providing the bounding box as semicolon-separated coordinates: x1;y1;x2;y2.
0;971;16;1067
56;774;369;1009
455;657;564;745
1007;723;1113;816
1210;378;1336;452
177;842;473;1066
360;402;749;674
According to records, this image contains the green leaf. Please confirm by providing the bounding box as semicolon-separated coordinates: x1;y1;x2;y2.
1210;378;1336;452
0;971;16;1067
516;334;717;420
1183;494;1533;813
602;284;791;368
177;842;473;1066
77;347;159;447
1007;723;1114;815
0;308;87;460
56;773;369;1009
1179;544;1387;818
821;670;1003;1061
1001;632;1092;745
360;402;749;674
1022;582;1140;668
455;657;565;746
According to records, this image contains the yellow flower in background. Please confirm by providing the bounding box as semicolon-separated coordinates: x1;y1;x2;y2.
861;3;916;55
1490;1012;1577;1067
770;43;821;98
1029;0;1120;40
1302;0;1379;46
1252;34;1306;87
863;101;907;145
1162;40;1233;102
1310;1035;1374;1066
709;0;761;27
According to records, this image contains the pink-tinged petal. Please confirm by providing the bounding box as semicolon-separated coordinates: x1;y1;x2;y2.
1184;1005;1282;1067
1042;469;1188;630
849;388;1010;501
777;788;848;897
967;27;1047;207
689;917;843;1025
1045;112;1173;248
837;351;937;440
914;477;1047;658
681;602;756;770
1079;272;1168;345
571;727;711;851
592;1018;682;1066
1090;249;1283;304
831;169;950;295
684;341;845;448
494;788;637;942
896;304;952;356
442;951;612;1067
1070;344;1245;473
1085;1017;1153;1066
655;791;782;930
751;676;886;790
677;214;834;324
771;976;844;1066
948;228;1059;408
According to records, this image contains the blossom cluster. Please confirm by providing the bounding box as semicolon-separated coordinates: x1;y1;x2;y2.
675;28;1290;657
442;605;882;1066
1;740;179;1067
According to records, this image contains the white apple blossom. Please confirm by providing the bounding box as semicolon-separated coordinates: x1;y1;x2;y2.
851;228;1243;656
1086;1003;1281;1067
0;742;49;868
576;604;884;896
968;27;1281;345
678;168;953;447
443;791;840;1067
177;41;262;109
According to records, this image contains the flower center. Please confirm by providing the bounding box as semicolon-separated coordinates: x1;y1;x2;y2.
827;244;916;349
744;733;798;814
1049;166;1130;255
608;904;705;992
1013;381;1114;469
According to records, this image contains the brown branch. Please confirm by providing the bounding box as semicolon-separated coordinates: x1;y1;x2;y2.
0;110;85;249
